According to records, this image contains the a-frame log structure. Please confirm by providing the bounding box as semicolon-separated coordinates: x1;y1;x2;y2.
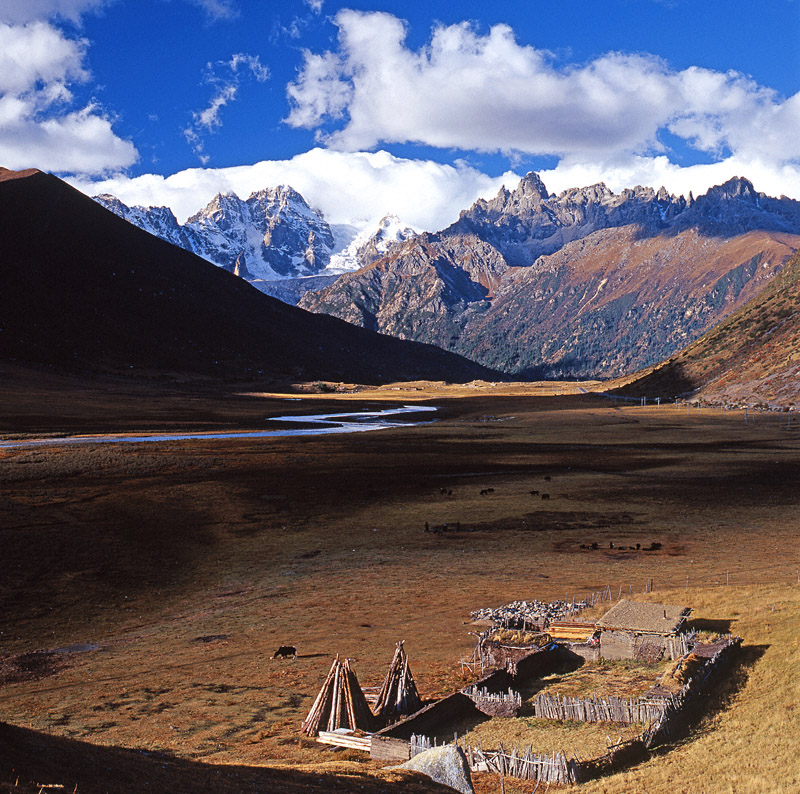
374;641;423;724
301;656;375;737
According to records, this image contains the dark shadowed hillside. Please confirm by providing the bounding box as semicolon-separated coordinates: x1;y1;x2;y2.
0;169;498;384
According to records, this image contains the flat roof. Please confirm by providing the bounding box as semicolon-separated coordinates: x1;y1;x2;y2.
597;600;691;635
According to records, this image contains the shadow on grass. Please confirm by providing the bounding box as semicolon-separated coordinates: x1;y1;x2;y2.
517;652;586;715
687;618;733;634
0;721;454;794
649;642;768;755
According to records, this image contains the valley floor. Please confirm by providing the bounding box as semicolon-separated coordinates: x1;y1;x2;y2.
1;368;799;793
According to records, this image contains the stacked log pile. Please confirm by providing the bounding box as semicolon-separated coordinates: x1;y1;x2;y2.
301;656;375;736
374;641;422;723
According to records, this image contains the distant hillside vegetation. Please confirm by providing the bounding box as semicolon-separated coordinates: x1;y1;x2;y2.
617;250;800;405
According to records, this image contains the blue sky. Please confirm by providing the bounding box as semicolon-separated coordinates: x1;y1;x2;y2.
2;0;799;232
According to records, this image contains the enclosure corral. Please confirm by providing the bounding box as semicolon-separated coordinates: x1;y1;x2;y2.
303;595;742;788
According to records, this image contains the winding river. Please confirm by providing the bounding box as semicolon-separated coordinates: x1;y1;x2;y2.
0;405;438;450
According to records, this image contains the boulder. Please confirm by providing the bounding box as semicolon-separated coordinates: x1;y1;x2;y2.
394;745;474;794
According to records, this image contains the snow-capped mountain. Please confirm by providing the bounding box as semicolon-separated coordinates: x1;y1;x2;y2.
95;191;420;302
95;186;336;281
327;214;418;273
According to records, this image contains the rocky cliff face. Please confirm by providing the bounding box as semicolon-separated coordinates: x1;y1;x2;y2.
94;193;421;303
301;175;800;378
95;186;335;281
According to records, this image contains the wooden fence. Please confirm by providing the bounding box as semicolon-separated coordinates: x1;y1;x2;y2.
463;686;522;717
398;636;742;786
532;691;670;725
409;733;436;758
467;744;577;785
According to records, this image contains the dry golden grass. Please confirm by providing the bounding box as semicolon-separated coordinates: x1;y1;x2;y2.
462;717;638;759
531;658;671;700
1;377;800;792
580;583;800;794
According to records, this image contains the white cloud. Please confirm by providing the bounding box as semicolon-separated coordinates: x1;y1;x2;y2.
70;147;800;245
538;155;800;203
0;20;136;173
285;9;800;172
184;53;269;164
68;147;520;232
0;0;109;24
186;0;238;22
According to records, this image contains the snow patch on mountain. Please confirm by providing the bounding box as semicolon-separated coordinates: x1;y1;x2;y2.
327;214;418;273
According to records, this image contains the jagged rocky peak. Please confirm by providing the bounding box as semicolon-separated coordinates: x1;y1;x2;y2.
705;176;758;202
681;176;800;234
188;191;247;227
95;193;127;212
248;184;320;220
95;193;180;223
517;171;552;200
94;184;336;281
555;181;613;204
180;185;335;279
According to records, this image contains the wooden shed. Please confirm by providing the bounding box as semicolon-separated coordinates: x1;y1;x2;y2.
597;600;691;662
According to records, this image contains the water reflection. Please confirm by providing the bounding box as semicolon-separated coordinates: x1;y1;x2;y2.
0;405;438;450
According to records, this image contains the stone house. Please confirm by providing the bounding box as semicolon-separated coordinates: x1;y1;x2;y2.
597;600;691;662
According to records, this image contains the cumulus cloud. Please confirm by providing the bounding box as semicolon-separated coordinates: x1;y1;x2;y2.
69;147;520;232
184;53;269;164
0;20;136;173
285;9;800;171
0;0;109;24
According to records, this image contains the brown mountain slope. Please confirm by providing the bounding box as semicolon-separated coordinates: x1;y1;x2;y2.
304;222;799;378
0;169;498;384
618;249;800;405
463;227;799;376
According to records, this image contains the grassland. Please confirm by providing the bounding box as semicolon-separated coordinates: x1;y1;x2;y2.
1;371;799;792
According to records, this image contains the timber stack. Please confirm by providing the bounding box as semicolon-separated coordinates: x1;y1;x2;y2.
374;640;423;723
301;656;375;736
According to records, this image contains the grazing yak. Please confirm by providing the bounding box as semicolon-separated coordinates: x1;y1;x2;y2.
273;645;297;659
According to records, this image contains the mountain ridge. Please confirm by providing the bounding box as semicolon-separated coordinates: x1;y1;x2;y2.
95;185;335;281
301;174;800;378
0;168;500;384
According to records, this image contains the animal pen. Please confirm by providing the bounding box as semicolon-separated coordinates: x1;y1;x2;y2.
301;602;742;786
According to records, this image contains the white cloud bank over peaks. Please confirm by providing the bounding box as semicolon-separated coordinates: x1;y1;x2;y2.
72;147;519;233
285;10;800;199
0;4;137;174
